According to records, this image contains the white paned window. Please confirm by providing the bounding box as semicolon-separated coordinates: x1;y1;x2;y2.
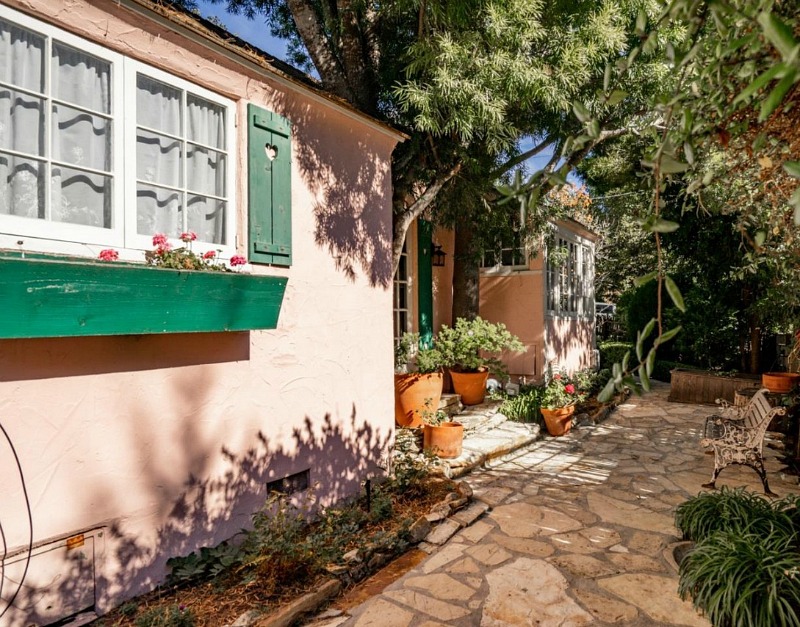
546;234;594;318
0;6;235;258
480;209;527;270
393;239;411;339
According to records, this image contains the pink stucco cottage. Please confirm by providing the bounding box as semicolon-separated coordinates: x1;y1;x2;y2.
396;218;598;380
0;1;404;623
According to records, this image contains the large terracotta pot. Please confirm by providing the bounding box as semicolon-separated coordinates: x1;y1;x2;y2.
541;406;575;437
423;422;464;458
449;369;489;405
394;372;444;428
761;372;800;394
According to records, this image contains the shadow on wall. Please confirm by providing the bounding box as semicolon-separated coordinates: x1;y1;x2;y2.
0;333;250;381
547;318;595;371
1;349;390;625
268;91;394;288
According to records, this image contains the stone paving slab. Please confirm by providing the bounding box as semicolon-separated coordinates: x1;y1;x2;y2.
313;382;799;627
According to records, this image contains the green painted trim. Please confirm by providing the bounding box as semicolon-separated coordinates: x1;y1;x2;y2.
0;255;287;338
417;220;433;348
248;103;292;267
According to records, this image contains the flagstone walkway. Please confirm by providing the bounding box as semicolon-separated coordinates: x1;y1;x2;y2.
313;382;799;626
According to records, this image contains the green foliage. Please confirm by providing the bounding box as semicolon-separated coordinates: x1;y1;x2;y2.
394;332;444;374
134;605;196;627
391;429;439;492
167;542;242;584
368;485;394;523
675;487;792;543
498;386;543;423
436;317;524;374
420;401;449;427
679;530;800;627
540;372;587;410
598;342;633;370
650;360;697;382
676;488;800;626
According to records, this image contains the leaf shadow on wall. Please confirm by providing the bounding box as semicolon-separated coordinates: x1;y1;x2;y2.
0;367;391;626
270;93;395;288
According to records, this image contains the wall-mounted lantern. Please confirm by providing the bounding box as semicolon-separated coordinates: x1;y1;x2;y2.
431;243;447;267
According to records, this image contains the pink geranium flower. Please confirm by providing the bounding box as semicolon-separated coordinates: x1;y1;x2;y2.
152;233;168;247
565;384;575;394
202;250;216;260
180;231;197;243
156;243;172;255
230;254;247;267
98;249;119;262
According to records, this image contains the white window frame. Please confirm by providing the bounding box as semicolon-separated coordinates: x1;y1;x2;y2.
0;5;236;261
480;206;528;273
393;237;413;340
546;229;594;319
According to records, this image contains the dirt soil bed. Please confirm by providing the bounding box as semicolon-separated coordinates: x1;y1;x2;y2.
94;476;455;627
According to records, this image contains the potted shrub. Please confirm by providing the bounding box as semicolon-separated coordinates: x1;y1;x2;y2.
422;405;464;459
540;373;586;436
394;333;445;428
437;317;525;405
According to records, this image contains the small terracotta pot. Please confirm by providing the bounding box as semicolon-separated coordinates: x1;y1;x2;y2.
541;406;575;437
423;422;464;458
449;369;489;405
761;372;800;394
394;372;443;428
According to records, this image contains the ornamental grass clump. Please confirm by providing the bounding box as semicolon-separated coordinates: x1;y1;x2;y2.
675;487;800;626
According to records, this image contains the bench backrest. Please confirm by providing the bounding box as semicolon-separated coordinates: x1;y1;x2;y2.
743;389;774;430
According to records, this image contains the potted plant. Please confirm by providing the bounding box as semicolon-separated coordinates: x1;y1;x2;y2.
394;332;445;428
540;373;587;436
436;317;525;405
422;405;464;459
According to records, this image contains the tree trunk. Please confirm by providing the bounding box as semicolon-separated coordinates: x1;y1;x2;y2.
452;221;479;321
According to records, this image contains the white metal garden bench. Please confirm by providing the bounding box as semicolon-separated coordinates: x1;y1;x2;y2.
700;388;786;496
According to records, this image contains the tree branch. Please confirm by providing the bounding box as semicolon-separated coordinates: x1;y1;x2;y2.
392;162;463;273
286;0;355;103
493;137;554;176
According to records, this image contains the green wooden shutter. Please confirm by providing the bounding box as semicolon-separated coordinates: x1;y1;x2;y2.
248;103;292;266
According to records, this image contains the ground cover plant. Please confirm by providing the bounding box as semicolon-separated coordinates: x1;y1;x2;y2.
675;488;800;626
96;446;454;627
497;369;609;424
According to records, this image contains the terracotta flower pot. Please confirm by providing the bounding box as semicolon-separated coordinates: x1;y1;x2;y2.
541;406;575;437
423;422;464;458
761;372;800;394
449;369;489;405
394;372;444;428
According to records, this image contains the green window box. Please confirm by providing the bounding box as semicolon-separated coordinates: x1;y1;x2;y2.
0;255;287;338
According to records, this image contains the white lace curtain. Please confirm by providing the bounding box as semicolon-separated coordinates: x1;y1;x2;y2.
136;75;227;244
0;18;112;228
0;16;227;245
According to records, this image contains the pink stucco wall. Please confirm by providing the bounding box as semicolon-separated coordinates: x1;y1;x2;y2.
479;263;545;381
545;317;596;374
0;0;400;622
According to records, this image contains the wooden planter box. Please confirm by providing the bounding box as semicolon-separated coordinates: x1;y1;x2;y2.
668;368;761;405
0;255;287;338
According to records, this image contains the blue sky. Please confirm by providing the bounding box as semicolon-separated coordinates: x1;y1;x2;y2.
195;1;289;59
